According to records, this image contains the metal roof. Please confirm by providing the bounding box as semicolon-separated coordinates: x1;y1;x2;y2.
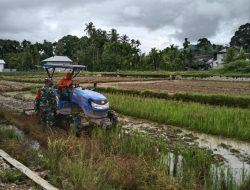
0;59;5;64
218;49;227;53
41;56;72;63
43;63;86;70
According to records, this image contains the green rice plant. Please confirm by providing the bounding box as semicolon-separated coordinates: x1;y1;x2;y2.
105;93;250;141
91;126;168;158
95;87;250;109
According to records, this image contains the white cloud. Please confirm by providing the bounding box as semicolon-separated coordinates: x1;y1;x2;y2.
0;0;248;52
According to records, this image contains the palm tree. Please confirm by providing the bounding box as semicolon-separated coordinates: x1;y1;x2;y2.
120;35;129;43
109;29;119;42
84;22;95;37
135;40;141;47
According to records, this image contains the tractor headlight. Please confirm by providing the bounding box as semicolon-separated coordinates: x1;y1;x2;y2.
90;101;109;109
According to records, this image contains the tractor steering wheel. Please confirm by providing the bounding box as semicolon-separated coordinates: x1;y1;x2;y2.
72;80;80;88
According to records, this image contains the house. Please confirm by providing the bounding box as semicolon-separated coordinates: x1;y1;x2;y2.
188;44;199;51
0;59;5;72
41;56;73;71
194;54;214;70
41;56;73;65
212;49;227;68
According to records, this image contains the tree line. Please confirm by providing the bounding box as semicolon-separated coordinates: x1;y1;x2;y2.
0;22;249;71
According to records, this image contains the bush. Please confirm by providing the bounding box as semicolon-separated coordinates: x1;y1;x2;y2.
222;60;250;73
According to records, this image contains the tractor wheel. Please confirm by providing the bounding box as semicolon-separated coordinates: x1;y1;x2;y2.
36;111;44;125
73;114;82;137
108;110;118;126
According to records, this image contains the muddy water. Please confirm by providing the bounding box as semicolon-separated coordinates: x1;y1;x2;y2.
0;124;40;150
119;115;250;174
180;129;250;170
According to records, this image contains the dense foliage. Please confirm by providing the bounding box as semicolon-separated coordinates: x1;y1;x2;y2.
230;23;250;53
0;23;249;71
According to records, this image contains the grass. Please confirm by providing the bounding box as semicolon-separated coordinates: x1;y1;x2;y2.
105;93;250;141
222;60;250;73
1;108;249;189
0;126;47;189
0;168;27;184
45;127;250;190
95;86;250;109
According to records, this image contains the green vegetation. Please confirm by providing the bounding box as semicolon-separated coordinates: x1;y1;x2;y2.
1;23;248;72
230;23;250;53
0;168;26;184
1;108;249;189
0;126;46;187
96;87;250;108
1;62;250;85
0;76;44;83
45;127;249;190
105;93;250;141
222;60;250;73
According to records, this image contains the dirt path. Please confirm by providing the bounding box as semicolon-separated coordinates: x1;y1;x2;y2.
96;79;250;96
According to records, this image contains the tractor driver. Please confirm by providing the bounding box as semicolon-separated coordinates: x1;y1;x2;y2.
58;72;73;89
57;72;73;101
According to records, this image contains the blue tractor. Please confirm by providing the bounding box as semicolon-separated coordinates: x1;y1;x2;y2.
35;63;117;135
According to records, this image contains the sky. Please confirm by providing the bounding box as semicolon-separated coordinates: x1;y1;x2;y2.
0;0;249;52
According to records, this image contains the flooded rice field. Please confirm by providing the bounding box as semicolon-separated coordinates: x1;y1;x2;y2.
120;115;250;175
0;89;249;183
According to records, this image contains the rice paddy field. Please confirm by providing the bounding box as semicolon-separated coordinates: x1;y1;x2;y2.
0;71;250;190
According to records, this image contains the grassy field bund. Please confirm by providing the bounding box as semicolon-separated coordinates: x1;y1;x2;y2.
105;93;250;141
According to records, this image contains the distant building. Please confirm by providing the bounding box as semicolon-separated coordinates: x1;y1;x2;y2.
194;54;214;70
41;56;73;72
188;44;199;51
0;59;5;72
41;56;73;65
212;49;227;68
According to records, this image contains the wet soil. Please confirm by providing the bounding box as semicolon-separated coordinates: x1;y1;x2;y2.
2;75;162;85
97;79;250;96
3;75;250;96
119;115;250;171
0;80;37;91
0;92;33;113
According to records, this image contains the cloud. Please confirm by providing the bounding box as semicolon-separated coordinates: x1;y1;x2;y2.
0;0;249;52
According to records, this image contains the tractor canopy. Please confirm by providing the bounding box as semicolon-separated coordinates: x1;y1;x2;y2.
43;63;86;79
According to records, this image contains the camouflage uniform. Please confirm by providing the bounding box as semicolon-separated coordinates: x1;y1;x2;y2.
35;79;57;127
